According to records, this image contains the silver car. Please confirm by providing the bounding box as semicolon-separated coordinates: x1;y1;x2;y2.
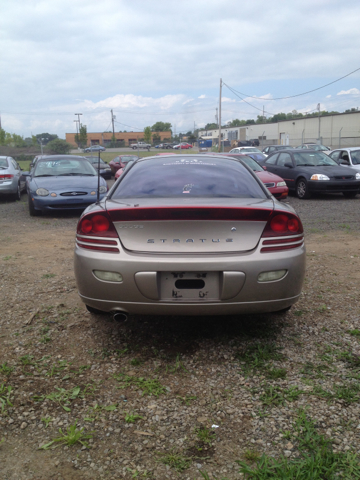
328;147;360;172
0;156;26;200
74;155;306;316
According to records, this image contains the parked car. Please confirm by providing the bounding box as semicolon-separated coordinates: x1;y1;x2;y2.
83;145;106;153
155;144;163;148
173;143;193;149
83;156;111;179
249;139;260;146
295;144;330;154
262;145;293;157
109;155;139;176
219;153;288;200
259;149;360;199
30;155;48;170
328;148;360;172
74;154;305;316
0;156;27;200
114;158;139;180
229;147;263;154
24;155;108;216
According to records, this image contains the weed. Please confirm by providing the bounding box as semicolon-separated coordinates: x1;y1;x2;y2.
265;367;287;379
101;348;111;359
42;273;56;279
125;412;143;423
318;304;328;312
244;449;261;462
40;335;51;343
177;395;197;406
40;326;50;335
114;372;167;397
339;351;360;370
46;360;70;378
349;329;360;337
236;342;285;375
195;426;216;446
130;358;142;366
293;310;304;316
115;347;129;357
200;471;230;480
0;384;13;414
156;450;191;472
165;354;188;374
259;385;285;407
41;417;53;428
3;256;12;260
39;422;94;450
0;362;14;377
34;386;81;411
236;409;360;478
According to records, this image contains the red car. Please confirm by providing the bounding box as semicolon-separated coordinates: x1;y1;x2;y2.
206;153;288;200
173;143;193;149
109;155;139;176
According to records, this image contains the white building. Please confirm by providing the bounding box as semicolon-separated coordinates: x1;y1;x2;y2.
198;111;360;149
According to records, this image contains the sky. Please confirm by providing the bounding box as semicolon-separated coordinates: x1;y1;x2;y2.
1;0;360;139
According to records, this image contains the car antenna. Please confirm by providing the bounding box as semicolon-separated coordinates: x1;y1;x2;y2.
96;150;101;204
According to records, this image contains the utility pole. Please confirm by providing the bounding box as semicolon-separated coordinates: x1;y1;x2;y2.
218;78;222;153
111;110;116;138
75;113;82;128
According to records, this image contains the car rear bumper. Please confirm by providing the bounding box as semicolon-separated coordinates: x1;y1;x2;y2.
74;242;306;315
0;181;17;195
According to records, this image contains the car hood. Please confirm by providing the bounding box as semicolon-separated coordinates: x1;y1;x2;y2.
295;165;359;176
30;175;106;190
256;171;285;183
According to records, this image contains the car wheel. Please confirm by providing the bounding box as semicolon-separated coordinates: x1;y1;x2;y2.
13;183;21;201
28;195;41;216
86;304;106;314
296;178;311;199
343;192;357;198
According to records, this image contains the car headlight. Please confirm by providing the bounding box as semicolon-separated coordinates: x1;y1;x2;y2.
276;181;287;187
310;174;330;181
99;186;107;193
356;173;360;180
36;188;50;196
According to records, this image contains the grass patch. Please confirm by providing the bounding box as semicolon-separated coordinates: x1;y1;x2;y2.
195;426;216;446
0;362;14;377
156;450;192;472
236;409;360;478
236;342;285;376
125;412;143;423
114;372;167;397
0;384;13;414
39;422;94;450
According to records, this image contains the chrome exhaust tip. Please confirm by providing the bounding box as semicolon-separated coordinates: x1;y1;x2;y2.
113;312;128;322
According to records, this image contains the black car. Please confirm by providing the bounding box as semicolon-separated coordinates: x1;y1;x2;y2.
258;149;360;199
83;156;112;179
262;145;293;156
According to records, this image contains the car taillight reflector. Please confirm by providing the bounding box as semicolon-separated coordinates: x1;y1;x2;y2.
262;212;303;237
76;235;118;246
77;212;118;237
107;206;273;222
261;240;304;253
76;243;119;253
0;174;14;180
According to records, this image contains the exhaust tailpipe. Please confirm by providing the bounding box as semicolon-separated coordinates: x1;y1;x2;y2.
113;312;128;322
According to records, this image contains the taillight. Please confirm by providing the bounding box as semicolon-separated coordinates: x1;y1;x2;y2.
0;174;14;180
261;212;304;253
262;212;303;237
76;212;119;253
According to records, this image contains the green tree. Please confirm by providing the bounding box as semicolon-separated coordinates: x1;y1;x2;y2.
47;138;72;154
204;123;218;130
0;128;6;146
151;122;172;132
75;125;88;148
35;133;58;145
228;119;247;127
152;132;161;144
144;126;152;144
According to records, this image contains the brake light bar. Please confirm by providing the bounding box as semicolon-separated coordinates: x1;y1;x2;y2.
0;174;14;180
107;206;273;222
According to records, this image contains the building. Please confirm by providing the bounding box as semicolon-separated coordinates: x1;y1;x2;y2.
198;111;360;149
65;131;172;148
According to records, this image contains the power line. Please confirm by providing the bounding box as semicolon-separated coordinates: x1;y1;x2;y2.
223;66;360;101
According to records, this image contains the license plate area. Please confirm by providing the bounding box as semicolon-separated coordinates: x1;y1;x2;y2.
160;272;219;301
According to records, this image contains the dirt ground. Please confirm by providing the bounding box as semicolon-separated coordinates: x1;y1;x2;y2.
0;195;360;479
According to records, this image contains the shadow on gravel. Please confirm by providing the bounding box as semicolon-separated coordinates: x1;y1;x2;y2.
93;312;288;360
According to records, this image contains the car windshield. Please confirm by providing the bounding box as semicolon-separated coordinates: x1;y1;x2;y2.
34;158;97;176
275;146;292;150
350;150;360;165
293;152;338;167
112;157;267;199
121;156;138;163
238;156;263;172
0;158;9;168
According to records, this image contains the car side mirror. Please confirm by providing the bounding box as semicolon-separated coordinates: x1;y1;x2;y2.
21;172;31;177
284;162;293;168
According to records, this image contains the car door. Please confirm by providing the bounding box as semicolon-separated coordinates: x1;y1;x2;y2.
272;153;296;188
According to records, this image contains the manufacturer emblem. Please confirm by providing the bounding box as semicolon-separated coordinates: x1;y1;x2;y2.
231;227;236;231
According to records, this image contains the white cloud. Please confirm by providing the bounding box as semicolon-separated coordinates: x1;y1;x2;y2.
198;95;206;99
337;88;360;95
326;95;332;98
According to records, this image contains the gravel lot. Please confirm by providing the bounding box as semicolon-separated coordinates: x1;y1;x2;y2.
0;190;360;479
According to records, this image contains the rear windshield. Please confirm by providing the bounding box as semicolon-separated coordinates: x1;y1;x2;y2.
112;157;267;199
0;158;9;168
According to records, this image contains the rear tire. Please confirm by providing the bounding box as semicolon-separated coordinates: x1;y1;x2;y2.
28;195;41;216
296;178;311;199
343;192;357;198
12;183;21;201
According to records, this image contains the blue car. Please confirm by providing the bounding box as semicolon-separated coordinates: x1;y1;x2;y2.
25;155;108;216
